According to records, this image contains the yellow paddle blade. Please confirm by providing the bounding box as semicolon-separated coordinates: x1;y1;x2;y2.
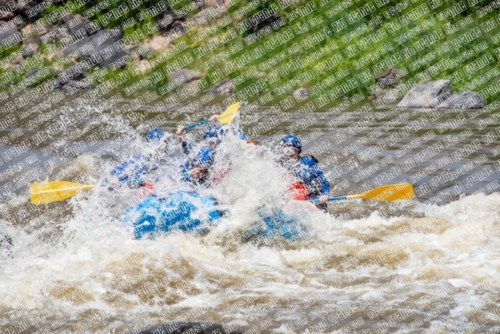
355;183;414;201
30;181;94;205
217;102;240;124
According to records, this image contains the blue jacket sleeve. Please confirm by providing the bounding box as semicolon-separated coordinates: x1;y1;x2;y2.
298;156;330;196
233;128;248;141
110;155;148;186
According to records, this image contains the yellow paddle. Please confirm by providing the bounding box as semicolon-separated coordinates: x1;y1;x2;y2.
30;181;94;205
347;183;414;201
182;102;240;130
311;183;414;203
29;103;242;205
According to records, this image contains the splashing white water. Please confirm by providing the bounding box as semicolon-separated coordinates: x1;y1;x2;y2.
1;122;500;332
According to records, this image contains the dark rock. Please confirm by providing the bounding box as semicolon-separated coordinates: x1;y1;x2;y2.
168;69;201;85
62;80;92;92
439;91;485;109
24;66;38;79
139;322;241;334
57;64;87;85
0;22;21;47
0;0;15;18
62;28;123;68
292;87;308;99
157;13;175;31
1;11;14;20
157;5;184;31
204;78;234;96
171;21;186;34
397;80;452;108
59;14;99;35
248;12;281;34
375;68;398;88
24;67;59;87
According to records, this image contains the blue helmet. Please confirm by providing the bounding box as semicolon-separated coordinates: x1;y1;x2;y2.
280;134;302;151
204;126;228;140
145;128;165;143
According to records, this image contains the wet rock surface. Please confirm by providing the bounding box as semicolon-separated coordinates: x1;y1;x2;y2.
62;28;124;68
139;322;242;334
292;86;309;99
438;90;485;109
168;69;202;85
397;80;453;108
374;68;398;88
204;78;234;96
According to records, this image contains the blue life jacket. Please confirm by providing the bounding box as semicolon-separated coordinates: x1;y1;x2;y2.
283;155;330;200
109;155;150;187
180;147;215;183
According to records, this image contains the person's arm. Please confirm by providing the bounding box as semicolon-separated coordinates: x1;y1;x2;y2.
309;174;330;204
176;125;193;155
300;157;330;204
108;156;147;188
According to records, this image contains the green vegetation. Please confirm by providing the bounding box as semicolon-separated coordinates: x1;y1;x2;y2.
3;0;500;105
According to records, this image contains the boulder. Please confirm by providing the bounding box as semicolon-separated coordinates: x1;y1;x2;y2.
168;69;201;85
62;28;123;68
0;22;21;47
24;66;37;79
11;1;37;18
438;91;485;109
374;68;398;88
152;4;184;30
248;12;281;34
59;14;99;35
397;80;452;108
292;87;308;99
57;64;88;85
171;21;186;34
204;78;234;95
0;0;15;18
1;11;14;20
138;45;153;59
139;322;241;334
62;80;92;92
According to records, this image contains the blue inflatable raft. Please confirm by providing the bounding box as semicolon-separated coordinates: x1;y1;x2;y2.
122;191;308;241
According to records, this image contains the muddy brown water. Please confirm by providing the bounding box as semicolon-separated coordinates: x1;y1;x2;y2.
0;94;499;333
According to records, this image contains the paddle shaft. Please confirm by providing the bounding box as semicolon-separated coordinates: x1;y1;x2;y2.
309;195;351;203
308;184;414;203
183;120;209;130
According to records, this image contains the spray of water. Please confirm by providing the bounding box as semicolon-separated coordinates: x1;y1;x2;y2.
1;111;499;332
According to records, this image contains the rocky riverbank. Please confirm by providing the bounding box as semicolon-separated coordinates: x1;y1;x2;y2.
0;0;497;108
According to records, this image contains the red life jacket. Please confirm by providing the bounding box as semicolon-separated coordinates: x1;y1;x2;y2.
139;182;155;199
289;181;310;200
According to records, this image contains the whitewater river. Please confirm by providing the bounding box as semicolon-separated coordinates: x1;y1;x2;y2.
1;94;499;333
